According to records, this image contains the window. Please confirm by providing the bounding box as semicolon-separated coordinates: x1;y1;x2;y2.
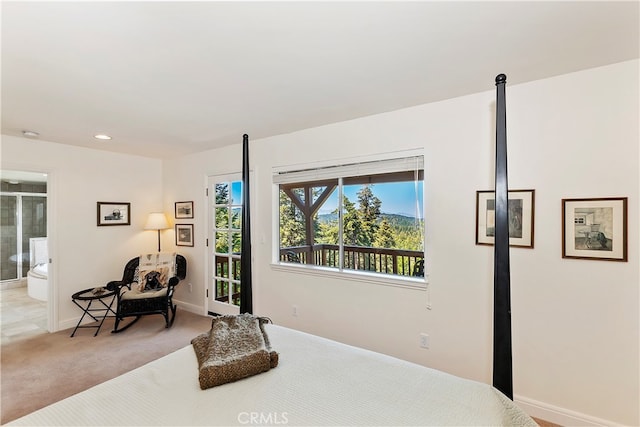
274;154;425;281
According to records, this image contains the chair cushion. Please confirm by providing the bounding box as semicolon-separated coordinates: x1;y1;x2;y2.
121;286;168;300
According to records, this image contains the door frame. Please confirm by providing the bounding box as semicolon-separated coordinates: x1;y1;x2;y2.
0;166;56;332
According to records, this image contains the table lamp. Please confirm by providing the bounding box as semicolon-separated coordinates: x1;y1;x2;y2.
144;212;169;252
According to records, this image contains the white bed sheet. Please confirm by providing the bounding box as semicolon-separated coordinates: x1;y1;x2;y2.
9;324;536;426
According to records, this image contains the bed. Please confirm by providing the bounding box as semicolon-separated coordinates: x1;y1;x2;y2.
8;323;536;426
27;237;48;301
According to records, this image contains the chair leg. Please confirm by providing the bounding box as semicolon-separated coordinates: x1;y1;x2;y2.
169;303;177;327
163;310;170;328
111;315;142;333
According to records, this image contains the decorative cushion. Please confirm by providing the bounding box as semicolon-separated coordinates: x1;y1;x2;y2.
120;252;175;301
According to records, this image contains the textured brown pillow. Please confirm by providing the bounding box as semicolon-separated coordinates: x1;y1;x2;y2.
191;314;278;390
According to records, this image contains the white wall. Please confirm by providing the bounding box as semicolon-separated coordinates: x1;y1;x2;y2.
165;60;639;426
0;136;165;330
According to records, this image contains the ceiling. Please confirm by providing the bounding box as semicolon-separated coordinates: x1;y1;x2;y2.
2;1;638;160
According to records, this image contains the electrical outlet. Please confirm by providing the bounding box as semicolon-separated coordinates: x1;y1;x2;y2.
419;333;429;349
292;305;298;316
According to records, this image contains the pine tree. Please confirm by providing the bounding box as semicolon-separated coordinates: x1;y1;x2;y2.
342;196;362;245
356;185;382;246
214;184;230;253
373;218;395;248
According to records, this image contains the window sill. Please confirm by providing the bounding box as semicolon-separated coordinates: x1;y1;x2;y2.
270;262;428;291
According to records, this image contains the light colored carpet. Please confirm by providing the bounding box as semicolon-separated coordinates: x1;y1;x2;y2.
1;310;212;424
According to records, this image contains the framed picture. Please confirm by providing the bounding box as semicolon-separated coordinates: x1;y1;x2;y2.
97;202;131;226
175;201;194;219
562;197;627;261
175;224;194;247
476;189;535;248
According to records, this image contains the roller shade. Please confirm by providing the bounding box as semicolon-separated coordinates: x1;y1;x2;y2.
273;155;424;185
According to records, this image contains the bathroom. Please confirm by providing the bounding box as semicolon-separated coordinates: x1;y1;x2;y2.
0;171;48;344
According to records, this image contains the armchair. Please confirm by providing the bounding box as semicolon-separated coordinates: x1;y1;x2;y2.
106;253;187;333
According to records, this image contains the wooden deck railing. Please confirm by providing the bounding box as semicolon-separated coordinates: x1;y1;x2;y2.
280;244;424;277
214;245;424;303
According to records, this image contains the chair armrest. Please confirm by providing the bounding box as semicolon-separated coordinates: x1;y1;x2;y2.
106;280;129;292
168;276;181;288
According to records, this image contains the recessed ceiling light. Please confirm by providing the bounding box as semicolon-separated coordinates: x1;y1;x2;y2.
22;130;40;138
94;134;112;140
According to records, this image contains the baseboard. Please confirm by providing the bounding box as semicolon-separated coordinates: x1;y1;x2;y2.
174;299;206;316
515;394;621;427
57;301;204;333
58;317;80;332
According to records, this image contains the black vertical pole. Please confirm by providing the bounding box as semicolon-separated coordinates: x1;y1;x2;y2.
493;74;513;399
240;134;253;314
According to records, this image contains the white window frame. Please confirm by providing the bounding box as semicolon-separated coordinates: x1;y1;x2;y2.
271;150;428;291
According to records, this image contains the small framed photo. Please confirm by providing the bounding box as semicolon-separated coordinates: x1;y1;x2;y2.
476;189;535;248
97;202;131;226
175;201;194;219
175;224;194;247
562;197;627;261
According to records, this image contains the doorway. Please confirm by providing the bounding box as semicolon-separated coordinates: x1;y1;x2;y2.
0;170;49;343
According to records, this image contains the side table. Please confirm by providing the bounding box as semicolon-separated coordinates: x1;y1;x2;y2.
70;287;116;337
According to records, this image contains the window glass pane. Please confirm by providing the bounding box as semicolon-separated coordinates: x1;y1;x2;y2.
215;231;228;254
232;282;241;306
279;189;306;251
1;196;18;281
231;181;242;205
216;207;229;229
342;180;423;276
215;256;229;279
314;186;339;268
231;207;242;230
232;257;241;281
215;279;228;301
231;232;242;254
215;183;229;204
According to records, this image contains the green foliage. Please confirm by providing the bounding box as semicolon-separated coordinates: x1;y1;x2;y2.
281;184;424;253
373;218;396;248
355;185;381;246
215;184;242;254
279;189;306;247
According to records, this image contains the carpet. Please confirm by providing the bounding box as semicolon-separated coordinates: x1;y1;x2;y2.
1;310;212;424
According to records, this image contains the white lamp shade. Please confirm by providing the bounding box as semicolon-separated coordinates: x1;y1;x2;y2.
144;212;169;230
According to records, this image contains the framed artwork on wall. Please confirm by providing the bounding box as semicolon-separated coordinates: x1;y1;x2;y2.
97;202;131;226
175;201;194;219
475;189;535;248
562;197;627;261
175;224;194;247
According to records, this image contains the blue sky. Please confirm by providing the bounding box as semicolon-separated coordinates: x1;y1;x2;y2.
319;182;424;219
230;181;242;205
228;180;423;219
